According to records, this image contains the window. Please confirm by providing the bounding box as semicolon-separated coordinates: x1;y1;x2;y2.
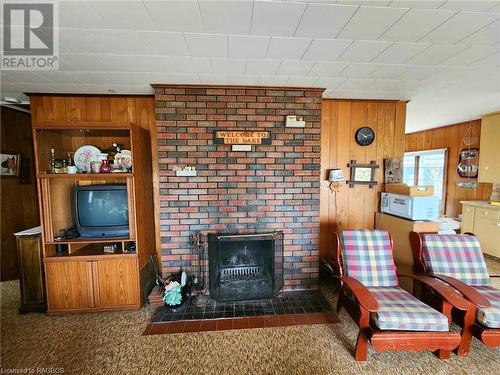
403;149;447;213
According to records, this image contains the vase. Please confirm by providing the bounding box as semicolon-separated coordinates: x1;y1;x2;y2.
99;159;111;173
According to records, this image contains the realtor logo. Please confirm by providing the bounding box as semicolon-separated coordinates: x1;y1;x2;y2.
1;1;59;70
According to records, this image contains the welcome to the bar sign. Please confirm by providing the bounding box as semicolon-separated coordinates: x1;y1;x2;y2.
213;130;271;145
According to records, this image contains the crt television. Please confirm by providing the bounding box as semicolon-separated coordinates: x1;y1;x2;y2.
73;184;129;238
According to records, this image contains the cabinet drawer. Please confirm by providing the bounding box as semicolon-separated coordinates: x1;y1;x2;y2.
475;207;500;220
461;205;475;233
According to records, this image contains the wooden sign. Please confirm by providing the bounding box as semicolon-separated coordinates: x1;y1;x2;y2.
213;130;271;145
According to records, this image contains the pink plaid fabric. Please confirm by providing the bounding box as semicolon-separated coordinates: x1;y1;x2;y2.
368;287;450;331
420;234;490;286
340;230;398;287
475;286;500;329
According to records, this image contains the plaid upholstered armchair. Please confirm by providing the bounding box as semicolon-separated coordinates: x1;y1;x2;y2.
410;232;500;354
332;230;468;361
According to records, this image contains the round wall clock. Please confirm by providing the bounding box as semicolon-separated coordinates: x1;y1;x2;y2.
355;127;375;146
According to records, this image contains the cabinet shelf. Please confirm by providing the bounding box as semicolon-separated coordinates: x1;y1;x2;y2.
37;173;133;179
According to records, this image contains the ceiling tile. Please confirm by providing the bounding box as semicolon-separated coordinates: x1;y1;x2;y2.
338;78;375;90
198;73;229;85
302;39;352;61
137;31;189;56
337;1;391;5
420;12;499;43
367;64;413;78
441;45;500;66
459;19;500;45
199;0;253;34
88;29;143;55
388;1;446;9
372;42;431;63
337;40;391;62
211;58;246;74
277;60;315;75
1;71;49;84
337;6;409;40
258;75;290;86
314;77;346;89
134;56;174;72
33;71;84;84
59;1;105;28
245;59;281;75
227;74;260;85
380;8;455;42
70;72;111;85
286;76;319;86
161;73;200;84
395;65;444;80
251;0;307;36
170;57;212;73
294;3;358;38
266;37;312;59
337;63;382;78
96;55;143;72
59;28;105;54
143;1;203;32
184;33;228;57
471;51;500;67
406;44;469;65
308;61;350;77
228;35;270;58
59;54;103;71
88;1;153;30
439;1;500;12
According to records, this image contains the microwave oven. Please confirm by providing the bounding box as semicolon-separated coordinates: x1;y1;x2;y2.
380;192;439;220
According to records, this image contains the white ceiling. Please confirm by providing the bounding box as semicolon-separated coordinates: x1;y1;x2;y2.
1;0;499;132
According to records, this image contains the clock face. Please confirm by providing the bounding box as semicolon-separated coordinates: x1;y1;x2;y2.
355;127;375;146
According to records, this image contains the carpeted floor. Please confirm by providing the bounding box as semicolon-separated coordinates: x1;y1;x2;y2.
1;260;499;375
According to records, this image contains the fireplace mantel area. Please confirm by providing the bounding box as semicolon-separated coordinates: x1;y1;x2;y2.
154;85;324;292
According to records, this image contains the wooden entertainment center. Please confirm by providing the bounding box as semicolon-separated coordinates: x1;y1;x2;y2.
32;116;155;314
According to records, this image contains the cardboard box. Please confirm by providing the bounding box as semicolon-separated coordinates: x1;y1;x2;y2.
384;183;434;197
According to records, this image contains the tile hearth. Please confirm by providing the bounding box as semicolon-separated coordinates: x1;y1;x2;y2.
143;290;339;335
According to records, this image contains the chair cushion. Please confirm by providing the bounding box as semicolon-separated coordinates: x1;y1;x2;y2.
368;287;450;332
421;234;491;286
474;286;500;328
340;230;398;287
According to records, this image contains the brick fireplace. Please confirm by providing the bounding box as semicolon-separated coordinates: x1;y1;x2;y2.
154;85;324;290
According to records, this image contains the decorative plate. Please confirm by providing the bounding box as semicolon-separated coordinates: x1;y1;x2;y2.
74;145;101;172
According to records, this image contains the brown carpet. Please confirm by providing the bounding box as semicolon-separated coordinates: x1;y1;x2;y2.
2;261;500;375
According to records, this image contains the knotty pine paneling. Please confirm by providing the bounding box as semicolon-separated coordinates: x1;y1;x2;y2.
320;99;407;259
405;120;492;218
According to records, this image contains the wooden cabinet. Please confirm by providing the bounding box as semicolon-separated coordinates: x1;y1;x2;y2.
461;202;500;258
28;111;156;314
16;233;46;313
45;257;139;313
45;261;93;311
96;258;139;308
478;113;500;183
375;213;439;292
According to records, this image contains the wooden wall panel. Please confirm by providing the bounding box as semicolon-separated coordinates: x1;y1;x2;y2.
319;99;406;259
1;107;40;280
405;120;492;218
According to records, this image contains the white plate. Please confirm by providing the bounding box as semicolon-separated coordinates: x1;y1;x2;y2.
74;145;101;172
114;151;132;170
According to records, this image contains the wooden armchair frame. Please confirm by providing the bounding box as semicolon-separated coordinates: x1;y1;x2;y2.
410;231;500;354
332;232;467;361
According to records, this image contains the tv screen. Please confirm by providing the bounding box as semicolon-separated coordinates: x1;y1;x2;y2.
74;185;129;238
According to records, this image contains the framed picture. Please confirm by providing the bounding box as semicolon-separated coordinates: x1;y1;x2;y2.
384;157;403;183
0;153;20;176
347;160;379;188
354;167;372;182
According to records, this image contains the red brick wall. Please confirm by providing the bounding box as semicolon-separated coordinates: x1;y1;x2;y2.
154;85;324;290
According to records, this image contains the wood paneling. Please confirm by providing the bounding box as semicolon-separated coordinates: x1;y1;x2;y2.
0;107;39;280
405;120;492;218
320;99;407;259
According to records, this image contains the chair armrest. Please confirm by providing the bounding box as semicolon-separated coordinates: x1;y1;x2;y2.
399;274;471;311
423;273;491;308
340;276;378;312
320;257;337;276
